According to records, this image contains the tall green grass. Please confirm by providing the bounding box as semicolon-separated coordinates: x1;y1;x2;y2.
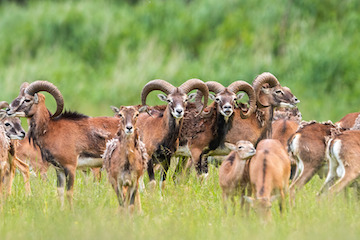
1;0;360;120
2;166;360;240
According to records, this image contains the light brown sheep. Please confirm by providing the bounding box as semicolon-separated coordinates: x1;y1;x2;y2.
219;140;255;213
245;139;291;221
103;106;148;213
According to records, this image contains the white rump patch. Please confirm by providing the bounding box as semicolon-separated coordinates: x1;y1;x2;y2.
332;140;345;179
289;134;300;156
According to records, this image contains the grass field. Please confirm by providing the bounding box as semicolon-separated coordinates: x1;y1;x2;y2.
2;164;360;240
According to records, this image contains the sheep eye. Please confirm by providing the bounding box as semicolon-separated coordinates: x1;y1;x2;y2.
5;122;10;127
276;90;283;95
238;146;243;149
24;99;31;103
215;98;221;102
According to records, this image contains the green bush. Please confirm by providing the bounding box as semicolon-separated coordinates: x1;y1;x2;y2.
0;0;359;120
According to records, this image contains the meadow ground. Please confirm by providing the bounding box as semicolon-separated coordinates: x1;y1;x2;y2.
1;164;360;240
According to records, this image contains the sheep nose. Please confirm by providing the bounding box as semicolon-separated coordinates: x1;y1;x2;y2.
20;131;26;138
176;109;183;114
223;105;232;110
126;125;133;130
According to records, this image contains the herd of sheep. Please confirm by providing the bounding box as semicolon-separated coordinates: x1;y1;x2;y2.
1;72;359;220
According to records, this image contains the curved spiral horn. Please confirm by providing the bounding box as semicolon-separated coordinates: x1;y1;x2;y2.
228;81;256;119
0;101;9;109
252;72;280;108
25;81;64;118
194;81;226;112
206;81;226;94
141;79;176;106
179;78;209;114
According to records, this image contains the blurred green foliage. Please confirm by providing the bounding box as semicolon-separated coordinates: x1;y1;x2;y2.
0;0;359;120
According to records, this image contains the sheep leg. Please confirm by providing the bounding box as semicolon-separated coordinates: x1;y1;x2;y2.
14;156;31;196
129;186;138;214
147;158;156;188
91;167;101;182
190;148;203;176
222;192;228;214
290;163;318;202
135;183;142;213
199;149;211;175
116;181;125;207
56;169;66;209
279;189;285;214
6;154;15;196
0;161;7;195
64;166;76;209
329;170;360;196
173;156;187;183
290;155;301;183
317;154;338;196
231;195;236;215
159;157;170;191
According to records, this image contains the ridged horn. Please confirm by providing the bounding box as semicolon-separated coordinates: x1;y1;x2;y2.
179;78;209;113
194;81;225;112
19;82;30;96
25;81;64;118
206;81;226;94
228;81;256;119
141;79;176;106
0;101;9;109
252;72;280;108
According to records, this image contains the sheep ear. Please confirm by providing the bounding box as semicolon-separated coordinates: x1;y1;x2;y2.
236;92;246;101
110;106;120;114
138;106;147;113
209;94;216;101
187;93;197;101
243;196;254;204
225;142;236;151
34;93;39;104
157;94;168;102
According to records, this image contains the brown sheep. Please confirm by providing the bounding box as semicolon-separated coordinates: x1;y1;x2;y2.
245;139;291;221
7;81;120;208
219;140;255;213
103;106;148;213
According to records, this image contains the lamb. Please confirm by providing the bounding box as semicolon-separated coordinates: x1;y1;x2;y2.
245;139;291;221
0;102;29;196
103;106;148;213
219;140;255;213
288;121;341;202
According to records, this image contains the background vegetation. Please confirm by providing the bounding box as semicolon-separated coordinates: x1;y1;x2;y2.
1;1;360;239
1;0;359;120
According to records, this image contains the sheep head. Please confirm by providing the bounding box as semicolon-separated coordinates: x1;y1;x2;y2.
7;81;64;119
141;78;209;119
253;72;299;109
